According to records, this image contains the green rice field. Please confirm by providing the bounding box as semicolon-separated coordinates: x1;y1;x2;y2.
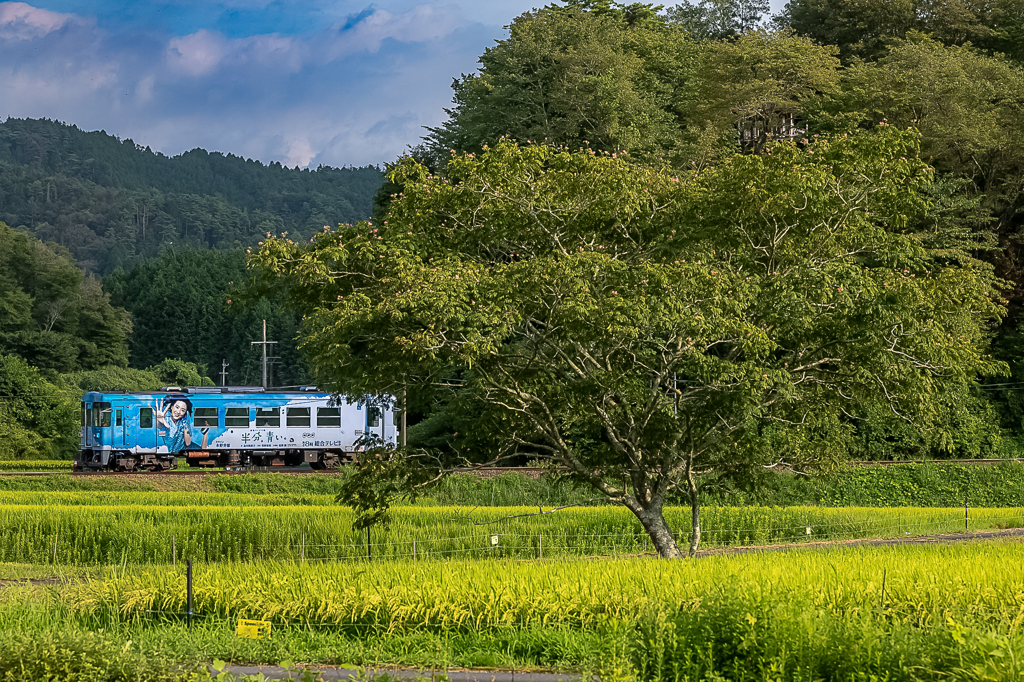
0;477;1022;680
0;490;1019;564
1;540;1021;680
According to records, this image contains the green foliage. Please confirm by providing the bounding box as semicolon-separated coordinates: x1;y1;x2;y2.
424;5;694;162
688;30;841;159
0;354;78;460
665;0;770;40
106;248;308;387
703;461;1024;507
815;36;1024;217
254;127;1003;555
777;0;919;61
0;118;383;275
0;629;200;682
778;0;1024;62
69;365;164;392
0;222;131;372
146;359;215;388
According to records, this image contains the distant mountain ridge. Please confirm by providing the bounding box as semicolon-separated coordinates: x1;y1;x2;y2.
0;118;384;273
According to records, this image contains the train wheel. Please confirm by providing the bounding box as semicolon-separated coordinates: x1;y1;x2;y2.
319;453;341;470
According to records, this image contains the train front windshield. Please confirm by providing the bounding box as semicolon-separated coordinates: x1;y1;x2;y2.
93;402;112;428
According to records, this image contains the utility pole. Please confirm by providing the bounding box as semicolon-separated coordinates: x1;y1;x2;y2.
267;357;280;389
250;320;277;390
220;360;229;387
402;377;407;447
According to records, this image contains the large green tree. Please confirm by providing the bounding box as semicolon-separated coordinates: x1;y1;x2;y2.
0;354;78;459
0;222;131;372
424;4;694;164
779;0;1024;63
254;127;1002;557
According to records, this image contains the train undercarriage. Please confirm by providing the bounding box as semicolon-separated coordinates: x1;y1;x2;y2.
74;449;348;472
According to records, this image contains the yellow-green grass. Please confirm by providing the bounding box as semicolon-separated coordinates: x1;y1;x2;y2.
5;541;1024;680
0;501;1019;565
69;541;1024;629
0;460;71;472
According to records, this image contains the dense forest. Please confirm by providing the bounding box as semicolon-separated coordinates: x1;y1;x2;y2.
0;117;378;457
385;0;1024;460
0;118;383;274
3;0;1024;460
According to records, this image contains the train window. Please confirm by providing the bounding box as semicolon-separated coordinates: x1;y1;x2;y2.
115;410;122;427
96;403;112;428
225;407;249;427
286;407;310;427
367;406;381;428
81;403;86;426
195;407;219;427
255;407;280;427
86;405;92;428
317;408;340;427
140;408;154;429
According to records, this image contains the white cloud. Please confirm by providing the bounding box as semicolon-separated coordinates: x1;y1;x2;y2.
0;1;74;40
283;137;314;167
167;29;228;76
135;74;155;103
0;2;515;167
317;4;463;61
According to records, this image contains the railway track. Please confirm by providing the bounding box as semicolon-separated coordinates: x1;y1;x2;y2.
2;459;1023;477
0;467;337;477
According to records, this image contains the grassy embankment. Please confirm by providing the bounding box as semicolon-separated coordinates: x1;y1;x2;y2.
1;461;1022;507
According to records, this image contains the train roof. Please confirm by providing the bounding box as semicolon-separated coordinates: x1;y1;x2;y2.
83;386;331;397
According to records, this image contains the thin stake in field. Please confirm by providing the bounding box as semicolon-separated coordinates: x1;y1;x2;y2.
186;559;194;629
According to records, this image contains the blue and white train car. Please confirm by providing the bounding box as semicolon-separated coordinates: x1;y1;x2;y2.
75;386;396;471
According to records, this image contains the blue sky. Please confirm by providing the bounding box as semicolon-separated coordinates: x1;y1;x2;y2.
0;0;785;168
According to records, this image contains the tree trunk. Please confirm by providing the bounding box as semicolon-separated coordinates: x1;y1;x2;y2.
626;498;684;559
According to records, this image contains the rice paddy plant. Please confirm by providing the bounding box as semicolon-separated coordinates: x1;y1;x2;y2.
0;460;72;472
0;500;1021;565
0;490;336;507
66;541;1024;631
6;541;1024;680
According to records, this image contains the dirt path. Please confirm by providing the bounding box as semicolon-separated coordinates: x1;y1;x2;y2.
216;665;580;681
693;526;1024;557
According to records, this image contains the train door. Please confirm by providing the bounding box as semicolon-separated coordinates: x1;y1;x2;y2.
85;403;93;447
384;407;396;445
94;402;112;450
285;405;311;442
136;403;157;451
114;406;126;448
345;402;364;449
366;405;383;442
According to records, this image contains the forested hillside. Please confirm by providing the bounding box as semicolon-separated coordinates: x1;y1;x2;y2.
104;249;309;389
0;118;383;274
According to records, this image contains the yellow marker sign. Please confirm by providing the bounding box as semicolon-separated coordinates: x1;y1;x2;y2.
236;619;272;639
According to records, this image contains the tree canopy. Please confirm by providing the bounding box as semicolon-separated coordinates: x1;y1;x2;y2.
253;127;1003;556
0;222;131;372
